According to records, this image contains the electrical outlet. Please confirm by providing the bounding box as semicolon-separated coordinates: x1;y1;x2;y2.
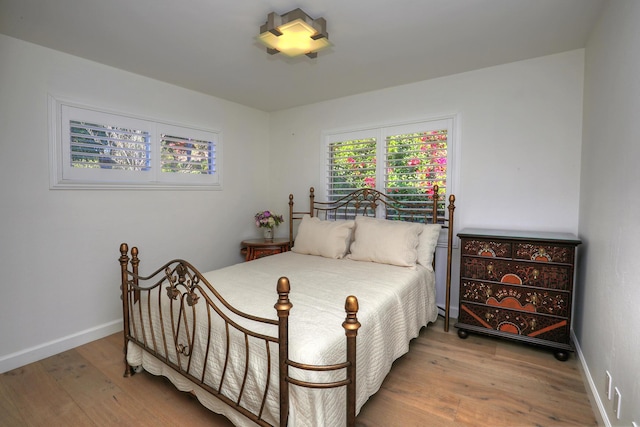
606;371;613;400
613;387;621;420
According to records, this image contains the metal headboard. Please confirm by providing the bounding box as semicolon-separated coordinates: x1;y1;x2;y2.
288;185;456;331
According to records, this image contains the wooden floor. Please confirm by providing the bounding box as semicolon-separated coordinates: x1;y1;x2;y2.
1;318;597;427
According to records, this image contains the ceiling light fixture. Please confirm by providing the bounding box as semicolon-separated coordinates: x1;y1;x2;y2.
258;8;330;58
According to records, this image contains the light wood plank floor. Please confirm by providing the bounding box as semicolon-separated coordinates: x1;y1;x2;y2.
1;318;597;426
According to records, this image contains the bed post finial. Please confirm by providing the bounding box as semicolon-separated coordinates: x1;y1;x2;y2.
342;295;361;336
275;277;292;427
343;295;360;427
276;276;291;297
343;296;360;331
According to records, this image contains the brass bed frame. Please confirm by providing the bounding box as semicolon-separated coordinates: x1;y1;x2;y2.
119;186;455;427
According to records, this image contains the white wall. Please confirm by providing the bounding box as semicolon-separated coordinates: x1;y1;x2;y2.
269;50;585;313
0;34;271;372
578;1;640;425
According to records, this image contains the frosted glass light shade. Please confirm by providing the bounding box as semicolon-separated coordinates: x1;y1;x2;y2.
258;9;330;58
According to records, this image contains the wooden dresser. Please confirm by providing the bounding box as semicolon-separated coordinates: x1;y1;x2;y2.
455;228;581;360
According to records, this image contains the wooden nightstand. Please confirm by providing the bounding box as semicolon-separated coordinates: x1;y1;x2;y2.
241;238;291;261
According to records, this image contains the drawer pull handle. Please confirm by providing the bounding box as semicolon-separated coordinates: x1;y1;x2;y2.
530;318;537;330
479;243;496;257
532;247;552;262
532;269;539;280
486;263;494;276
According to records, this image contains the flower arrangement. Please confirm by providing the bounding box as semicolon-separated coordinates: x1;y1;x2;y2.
254;210;284;229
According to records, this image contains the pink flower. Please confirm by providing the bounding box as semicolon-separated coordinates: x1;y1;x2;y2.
254;211;284;228
364;177;375;187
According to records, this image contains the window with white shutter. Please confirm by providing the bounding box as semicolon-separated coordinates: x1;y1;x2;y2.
325;117;455;221
69;120;151;171
49;96;222;189
157;124;218;185
326;136;377;195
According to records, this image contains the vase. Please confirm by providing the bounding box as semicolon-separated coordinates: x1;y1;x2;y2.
263;227;274;241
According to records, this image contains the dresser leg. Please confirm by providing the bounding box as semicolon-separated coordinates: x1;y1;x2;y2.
554;350;569;362
457;329;469;339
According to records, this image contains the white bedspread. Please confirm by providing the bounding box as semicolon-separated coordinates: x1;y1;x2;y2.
127;251;437;426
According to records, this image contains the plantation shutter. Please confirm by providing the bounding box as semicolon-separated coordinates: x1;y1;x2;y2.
324;117;454;221
383;129;448;221
61;105;153;184
55;101;221;188
156;123;220;185
326;134;377;198
160;134;216;175
69;120;151;171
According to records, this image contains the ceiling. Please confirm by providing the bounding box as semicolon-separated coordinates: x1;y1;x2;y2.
0;0;605;112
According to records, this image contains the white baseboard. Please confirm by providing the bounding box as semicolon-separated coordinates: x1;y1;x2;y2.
571;329;610;427
0;320;122;374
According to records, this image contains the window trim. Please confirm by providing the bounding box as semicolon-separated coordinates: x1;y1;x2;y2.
48;95;223;190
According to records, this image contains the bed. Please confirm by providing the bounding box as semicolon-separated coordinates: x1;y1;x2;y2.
119;186;456;427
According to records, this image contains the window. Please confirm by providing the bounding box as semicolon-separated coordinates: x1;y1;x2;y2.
324;117;456;220
49;96;222;189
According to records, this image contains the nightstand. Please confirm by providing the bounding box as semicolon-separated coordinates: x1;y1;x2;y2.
240;238;291;261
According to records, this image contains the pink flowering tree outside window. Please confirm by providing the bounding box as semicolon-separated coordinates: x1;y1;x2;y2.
328;130;447;203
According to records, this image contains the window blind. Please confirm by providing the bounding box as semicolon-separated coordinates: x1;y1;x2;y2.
160;134;216;175
327;137;377;197
325;118;453;222
69;120;151;171
384;130;447;221
52;97;222;189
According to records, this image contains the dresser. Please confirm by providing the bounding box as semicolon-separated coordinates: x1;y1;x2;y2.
455;228;581;361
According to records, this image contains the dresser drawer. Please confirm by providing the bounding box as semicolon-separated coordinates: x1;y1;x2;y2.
461;258;573;290
458;302;570;344
514;243;575;264
461;239;512;258
460;280;570;318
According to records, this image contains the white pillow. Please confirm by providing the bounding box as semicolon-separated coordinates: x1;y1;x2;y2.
416;224;442;271
348;216;423;267
292;215;355;259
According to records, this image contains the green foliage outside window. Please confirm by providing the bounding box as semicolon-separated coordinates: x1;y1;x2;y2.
328;138;376;194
